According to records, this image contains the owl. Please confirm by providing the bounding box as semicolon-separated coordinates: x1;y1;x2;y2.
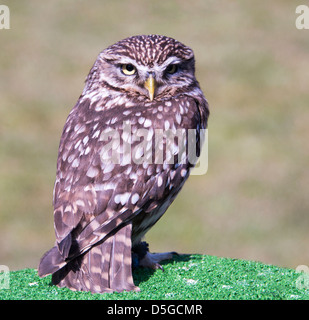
38;35;209;293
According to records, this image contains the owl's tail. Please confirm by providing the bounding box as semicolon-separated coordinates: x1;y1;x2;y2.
38;222;137;293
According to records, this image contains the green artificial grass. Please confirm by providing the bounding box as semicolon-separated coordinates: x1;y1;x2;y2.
1;255;308;300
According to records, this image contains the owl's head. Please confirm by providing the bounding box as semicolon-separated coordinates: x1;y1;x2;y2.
85;35;198;101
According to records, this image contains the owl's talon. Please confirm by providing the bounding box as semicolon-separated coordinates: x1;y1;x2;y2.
155;263;164;271
139;251;176;270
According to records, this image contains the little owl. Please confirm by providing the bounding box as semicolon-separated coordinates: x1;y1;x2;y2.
38;34;209;293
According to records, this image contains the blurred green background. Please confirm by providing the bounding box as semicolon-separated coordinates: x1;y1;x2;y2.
0;0;308;271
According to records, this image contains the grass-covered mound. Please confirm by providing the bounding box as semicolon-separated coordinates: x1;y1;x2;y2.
1;254;308;300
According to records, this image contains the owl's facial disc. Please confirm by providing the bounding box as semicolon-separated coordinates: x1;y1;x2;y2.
100;53;195;101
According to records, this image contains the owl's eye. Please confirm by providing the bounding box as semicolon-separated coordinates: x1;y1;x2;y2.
121;64;136;75
166;64;178;74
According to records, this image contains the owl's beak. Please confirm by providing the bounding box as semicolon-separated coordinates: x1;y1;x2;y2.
144;73;156;101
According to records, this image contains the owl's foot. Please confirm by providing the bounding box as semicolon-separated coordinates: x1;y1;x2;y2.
139;251;178;271
132;241;177;271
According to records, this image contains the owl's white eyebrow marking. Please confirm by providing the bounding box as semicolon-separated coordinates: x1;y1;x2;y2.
159;56;182;69
115;57;149;73
115;56;181;73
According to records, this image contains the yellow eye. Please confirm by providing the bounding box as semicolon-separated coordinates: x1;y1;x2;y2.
166;64;178;74
121;64;136;75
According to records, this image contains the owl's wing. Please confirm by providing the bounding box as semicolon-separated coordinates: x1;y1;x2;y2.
38;100;143;292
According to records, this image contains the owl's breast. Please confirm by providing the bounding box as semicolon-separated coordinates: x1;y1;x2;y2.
130;177;187;247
